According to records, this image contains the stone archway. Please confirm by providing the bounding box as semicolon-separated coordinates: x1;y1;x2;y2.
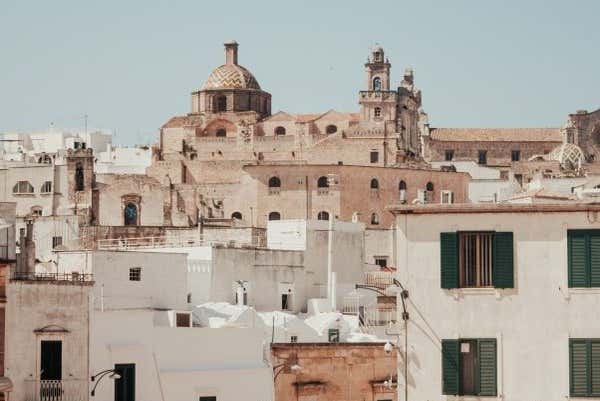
122;194;141;226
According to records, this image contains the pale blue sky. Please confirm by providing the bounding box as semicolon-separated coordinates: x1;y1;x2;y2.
1;0;598;144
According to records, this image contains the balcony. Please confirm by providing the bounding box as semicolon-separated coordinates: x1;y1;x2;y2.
10;272;93;283
24;379;87;401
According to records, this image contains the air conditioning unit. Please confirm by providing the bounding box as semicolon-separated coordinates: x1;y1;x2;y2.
399;189;407;203
441;190;454;204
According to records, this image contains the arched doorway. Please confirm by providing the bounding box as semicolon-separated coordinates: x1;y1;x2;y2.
124;203;139;226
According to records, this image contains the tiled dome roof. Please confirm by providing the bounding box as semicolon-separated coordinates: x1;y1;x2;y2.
201;64;261;90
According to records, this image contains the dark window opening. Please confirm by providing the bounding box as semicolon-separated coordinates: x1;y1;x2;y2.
268;176;281;188
40;340;62;380
370;151;379;163
511;150;521;162
275;126;286;136
372;77;382;91
371;213;380;225
124;203;138;226
114;363;135;401
231;212;242;220
199;397;217;401
129;267;142;281
290;335;298;343
52;236;62;249
216;128;226;137
374;107;382;118
281;293;290;310
370;178;379;190
75;163;84;191
317;211;329;221
375;257;388;268
176;313;191;327
445;150;454;161
426;182;434;192
328;328;340;343
317;176;329;188
399;180;407;190
216;96;227;112
326;125;337;134
268;212;281;221
478;150;487;165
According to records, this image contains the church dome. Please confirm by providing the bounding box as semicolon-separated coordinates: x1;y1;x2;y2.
201;64;261;90
549;143;584;170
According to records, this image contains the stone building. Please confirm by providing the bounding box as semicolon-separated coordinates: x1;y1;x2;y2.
272;342;397;401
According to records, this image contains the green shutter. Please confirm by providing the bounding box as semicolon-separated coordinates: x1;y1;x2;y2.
570;339;590;396
477;339;497;396
590;235;600;287
493;232;514;288
569;232;589;287
440;232;458;289
591;341;600;396
442;339;459;395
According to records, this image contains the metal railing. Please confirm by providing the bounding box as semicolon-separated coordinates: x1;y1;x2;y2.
11;272;93;283
341;303;397;327
97;234;265;251
24;379;87;401
364;271;395;288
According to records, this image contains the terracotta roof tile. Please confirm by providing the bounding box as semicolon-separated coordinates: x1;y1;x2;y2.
429;127;562;142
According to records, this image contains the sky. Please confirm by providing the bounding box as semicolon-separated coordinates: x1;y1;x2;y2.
0;0;598;145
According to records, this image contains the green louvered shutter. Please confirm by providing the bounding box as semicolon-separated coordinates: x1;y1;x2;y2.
590;235;600;287
477;339;497;396
442;339;459;395
440;232;458;289
570;339;590;397
492;232;514;288
569;232;589;287
591;341;600;396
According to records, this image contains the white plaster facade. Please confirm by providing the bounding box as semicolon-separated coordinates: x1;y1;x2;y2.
391;204;600;401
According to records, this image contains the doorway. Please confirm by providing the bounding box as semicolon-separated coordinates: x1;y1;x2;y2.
114;364;135;401
40;340;62;380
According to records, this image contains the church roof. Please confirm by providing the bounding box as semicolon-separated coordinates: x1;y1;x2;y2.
429;127;562;142
201;64;261;90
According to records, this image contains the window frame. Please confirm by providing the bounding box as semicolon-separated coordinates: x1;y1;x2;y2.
129;267;142;282
442;338;497;396
568;229;600;288
370;151;379;163
511;150;521;162
13;180;34;194
570;338;600;397
478;150;487;165
445;149;454;161
328;328;340;343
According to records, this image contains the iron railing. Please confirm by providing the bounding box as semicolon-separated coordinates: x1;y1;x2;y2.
24;379;87;401
96;234;265;250
11;272;93;282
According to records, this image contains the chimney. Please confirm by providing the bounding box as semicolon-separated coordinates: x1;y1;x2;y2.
224;41;238;65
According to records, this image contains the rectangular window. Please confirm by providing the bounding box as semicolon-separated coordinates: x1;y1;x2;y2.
370;151;379;163
129;267;142;281
328;329;340;343
445;150;454;161
511;150;520;162
40;340;62;381
570;339;600;397
440;231;514;289
478;150;487;165
290;335;298;343
281;293;290;310
375;257;388;268
176;313;191;327
442;338;497;396
114;363;135;401
199;397;217;401
52;236;62;249
568;230;600;287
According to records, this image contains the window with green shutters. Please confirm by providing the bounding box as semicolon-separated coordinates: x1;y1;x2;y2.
440;232;514;289
570;339;600;397
442;338;497;396
568;230;600;288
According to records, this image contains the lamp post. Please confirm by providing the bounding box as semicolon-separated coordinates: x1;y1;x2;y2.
90;369;121;397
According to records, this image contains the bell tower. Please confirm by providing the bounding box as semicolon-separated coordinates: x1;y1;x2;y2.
359;44;397;124
364;45;391;91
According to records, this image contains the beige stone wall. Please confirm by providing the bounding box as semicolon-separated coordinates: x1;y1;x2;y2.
272;343;397;401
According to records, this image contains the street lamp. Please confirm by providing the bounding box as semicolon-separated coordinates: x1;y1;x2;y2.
90;369;121;396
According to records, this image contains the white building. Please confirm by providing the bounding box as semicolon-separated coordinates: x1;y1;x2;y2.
94;145;152;175
389;203;600;401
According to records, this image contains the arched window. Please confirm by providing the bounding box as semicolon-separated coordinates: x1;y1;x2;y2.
231;211;242;220
426;182;434;192
268;212;281;221
216;128;227;137
317;211;329;221
268;176;281;188
75;162;84;191
124;203;138;226
371;213;380;225
13;181;34;194
373;77;382;91
40;181;52;193
370;178;379;190
317;176;329;188
216;96;227;112
275;126;286;136
326;125;337;134
399;180;407;190
374;107;382;118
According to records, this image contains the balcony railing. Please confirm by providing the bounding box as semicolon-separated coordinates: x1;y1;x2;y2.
364;271;395;289
11;272;93;283
24;379;87;401
97;234;265;251
341;303;397;327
